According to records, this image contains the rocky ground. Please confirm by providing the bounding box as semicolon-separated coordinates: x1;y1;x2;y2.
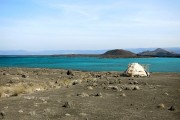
0;68;180;120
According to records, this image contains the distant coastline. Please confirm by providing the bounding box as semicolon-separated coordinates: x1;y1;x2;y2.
0;48;180;58
1;54;180;58
1;48;180;58
0;47;180;55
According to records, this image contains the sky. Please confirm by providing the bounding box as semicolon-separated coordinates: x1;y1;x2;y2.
0;0;180;51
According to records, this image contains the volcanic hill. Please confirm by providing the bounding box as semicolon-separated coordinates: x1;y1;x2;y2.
101;49;137;58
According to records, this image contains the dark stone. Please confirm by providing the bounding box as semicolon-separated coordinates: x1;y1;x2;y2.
72;81;78;85
143;82;148;85
67;70;73;76
129;82;133;84
0;111;5;119
125;87;130;90
22;74;27;78
109;80;117;84
134;81;138;84
168;106;175;111
118;80;122;84
96;75;101;78
133;86;140;90
109;86;118;90
11;93;18;96
8;80;14;84
105;72;111;75
102;83;107;86
113;75;119;77
55;80;58;84
72;82;76;85
62;102;71;108
95;92;102;97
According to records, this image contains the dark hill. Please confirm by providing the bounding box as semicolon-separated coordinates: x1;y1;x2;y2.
138;48;179;57
101;49;137;58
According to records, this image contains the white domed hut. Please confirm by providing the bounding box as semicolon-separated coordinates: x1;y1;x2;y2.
124;63;149;77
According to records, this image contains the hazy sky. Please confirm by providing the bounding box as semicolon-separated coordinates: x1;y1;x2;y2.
0;0;180;51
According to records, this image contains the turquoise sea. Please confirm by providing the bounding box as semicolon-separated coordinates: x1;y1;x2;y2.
0;56;180;72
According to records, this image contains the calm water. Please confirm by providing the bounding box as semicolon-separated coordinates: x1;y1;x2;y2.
0;56;180;72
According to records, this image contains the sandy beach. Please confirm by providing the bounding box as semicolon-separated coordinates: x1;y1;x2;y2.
0;68;180;120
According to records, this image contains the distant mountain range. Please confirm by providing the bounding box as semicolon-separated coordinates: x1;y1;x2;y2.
138;48;179;57
0;47;180;57
102;48;180;58
126;47;180;54
52;48;180;58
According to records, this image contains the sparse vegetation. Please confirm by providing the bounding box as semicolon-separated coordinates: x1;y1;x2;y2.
0;82;48;98
0;72;80;98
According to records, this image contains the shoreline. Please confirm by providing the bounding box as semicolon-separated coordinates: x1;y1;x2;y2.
0;67;180;73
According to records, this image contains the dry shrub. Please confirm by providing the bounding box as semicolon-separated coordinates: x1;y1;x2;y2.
0;86;11;98
48;81;56;88
24;82;47;93
11;85;26;96
0;82;48;98
0;78;77;99
62;79;72;86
